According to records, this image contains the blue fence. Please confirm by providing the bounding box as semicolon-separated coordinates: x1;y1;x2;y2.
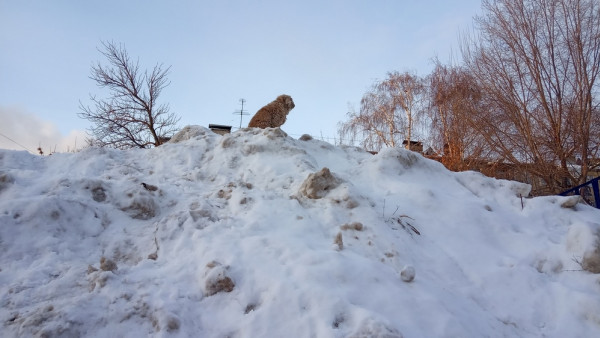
559;176;600;209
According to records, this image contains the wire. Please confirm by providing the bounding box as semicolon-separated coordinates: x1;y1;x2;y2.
286;132;353;144
0;131;35;153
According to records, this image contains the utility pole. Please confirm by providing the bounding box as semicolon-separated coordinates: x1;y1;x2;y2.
233;98;249;129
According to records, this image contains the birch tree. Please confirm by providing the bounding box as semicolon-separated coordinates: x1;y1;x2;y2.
338;71;426;152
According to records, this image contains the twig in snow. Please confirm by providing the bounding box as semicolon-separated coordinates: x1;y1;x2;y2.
148;222;160;260
520;194;524;210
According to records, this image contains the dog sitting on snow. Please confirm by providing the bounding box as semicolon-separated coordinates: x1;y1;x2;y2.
248;95;295;129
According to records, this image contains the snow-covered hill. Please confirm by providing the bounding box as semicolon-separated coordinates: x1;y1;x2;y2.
1;126;600;337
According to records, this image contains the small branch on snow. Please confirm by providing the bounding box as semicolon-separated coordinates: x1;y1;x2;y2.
148;222;159;260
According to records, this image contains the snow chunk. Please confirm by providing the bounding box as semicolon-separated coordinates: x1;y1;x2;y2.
169;125;211;143
373;147;444;173
204;262;235;296
118;188;158;220
583;247;600;273
299;167;341;199
341;222;364;231
100;257;118;272
455;171;531;198
400;265;415;282
0;172;14;192
350;318;403;338
560;195;582;208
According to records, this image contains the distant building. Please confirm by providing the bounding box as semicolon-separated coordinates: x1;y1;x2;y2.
209;124;232;136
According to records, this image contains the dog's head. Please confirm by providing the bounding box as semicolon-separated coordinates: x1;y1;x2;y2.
277;94;295;111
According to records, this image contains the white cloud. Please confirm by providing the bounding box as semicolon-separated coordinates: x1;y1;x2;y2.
0;106;87;154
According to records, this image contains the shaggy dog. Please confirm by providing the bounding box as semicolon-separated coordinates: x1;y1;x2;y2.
248;94;295;128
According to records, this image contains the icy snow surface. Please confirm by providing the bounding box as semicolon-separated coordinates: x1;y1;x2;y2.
2;126;600;337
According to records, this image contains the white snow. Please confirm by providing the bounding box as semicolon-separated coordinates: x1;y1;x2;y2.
1;126;600;337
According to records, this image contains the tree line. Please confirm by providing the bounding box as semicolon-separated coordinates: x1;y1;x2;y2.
338;0;600;195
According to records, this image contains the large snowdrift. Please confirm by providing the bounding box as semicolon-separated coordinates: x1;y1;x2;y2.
1;126;600;337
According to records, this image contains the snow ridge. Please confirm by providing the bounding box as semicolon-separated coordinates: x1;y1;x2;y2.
1;126;600;337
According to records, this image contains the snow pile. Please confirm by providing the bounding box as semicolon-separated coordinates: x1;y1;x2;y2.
1;126;600;337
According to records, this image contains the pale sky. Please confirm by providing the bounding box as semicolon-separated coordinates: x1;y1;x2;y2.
0;0;481;152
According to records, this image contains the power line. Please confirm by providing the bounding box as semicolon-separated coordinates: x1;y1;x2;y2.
0;131;35;153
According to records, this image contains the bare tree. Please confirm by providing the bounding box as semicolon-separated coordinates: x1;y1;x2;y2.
338;71;427;152
428;61;488;170
79;41;180;149
379;71;427;150
461;0;600;194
